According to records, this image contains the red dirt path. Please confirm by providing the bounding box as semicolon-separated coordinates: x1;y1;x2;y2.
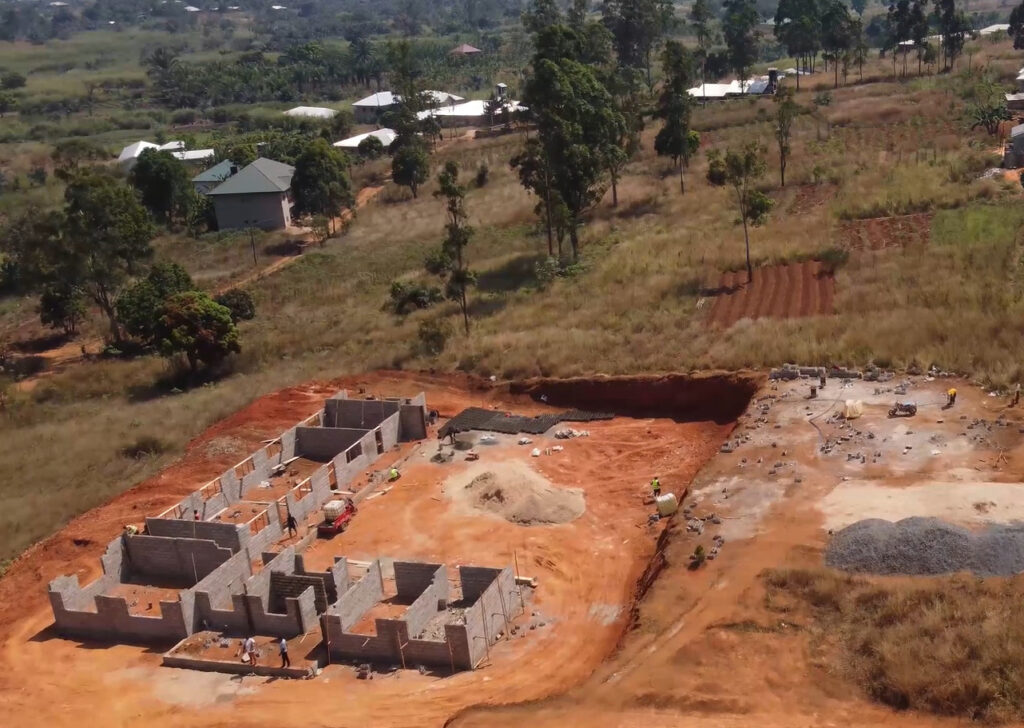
707;260;836;328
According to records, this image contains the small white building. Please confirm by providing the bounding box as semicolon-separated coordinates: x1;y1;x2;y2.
333;128;398;150
979;23;1010;36
283;106;338;119
352;90;464;123
417;99;525;128
117;141;160;171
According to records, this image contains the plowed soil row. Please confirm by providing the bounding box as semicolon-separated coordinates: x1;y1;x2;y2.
707;260;835;328
839;212;931;250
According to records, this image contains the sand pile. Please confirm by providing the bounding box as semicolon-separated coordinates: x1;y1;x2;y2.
826;517;1024;576
446;461;585;526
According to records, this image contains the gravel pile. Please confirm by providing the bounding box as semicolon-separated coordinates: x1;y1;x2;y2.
826;517;1024;576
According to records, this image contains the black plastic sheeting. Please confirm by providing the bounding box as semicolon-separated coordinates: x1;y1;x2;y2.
438;407;614;438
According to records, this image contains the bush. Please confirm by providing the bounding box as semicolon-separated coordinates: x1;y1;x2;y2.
38;285;86;335
215;288;256;322
534;256;560;288
119;435;167;459
389;280;442;314
418;318;450;357
475;162;489;188
1;72;26;90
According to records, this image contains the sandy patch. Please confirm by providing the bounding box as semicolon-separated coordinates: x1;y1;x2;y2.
444;460;585;526
820;480;1024;530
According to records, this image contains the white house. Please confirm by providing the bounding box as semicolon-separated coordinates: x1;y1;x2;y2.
283;106;338;119
352;90;464;123
979;24;1010;36
333;128;398;150
417;99;525;128
117;140;214;171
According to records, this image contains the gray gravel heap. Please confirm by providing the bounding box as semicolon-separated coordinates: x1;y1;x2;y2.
825;517;1024;576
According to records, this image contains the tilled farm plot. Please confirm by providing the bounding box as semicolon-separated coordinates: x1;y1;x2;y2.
707;260;835;327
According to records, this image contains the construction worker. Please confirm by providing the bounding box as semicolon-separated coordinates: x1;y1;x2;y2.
242;635;257;667
279;636;290;668
388;467;400;482
947;388;957;407
1014;384;1021;407
651;476;661;498
285;511;298;537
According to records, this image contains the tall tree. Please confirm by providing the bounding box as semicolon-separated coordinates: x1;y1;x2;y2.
392;139;430;198
723;0;760;87
154;291;240;373
934;0;970;68
775;0;822;90
523;25;627;260
655;40;699;193
773;87;800;187
908;0;929;75
821;0;854;87
690;0;715;93
1012;2;1024;50
427;162;476;335
292;138;353;231
601;0;675;89
3;173;155;341
523;0;563;34
116;262;196;344
129;149;193;225
511;138;562;257
706;143;773;283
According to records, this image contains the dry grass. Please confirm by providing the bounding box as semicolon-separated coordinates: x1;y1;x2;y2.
4;39;1024;563
763;567;1024;722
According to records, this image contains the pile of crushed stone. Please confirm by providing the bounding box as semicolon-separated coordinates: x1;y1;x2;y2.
448;461;585;526
825;517;1024;577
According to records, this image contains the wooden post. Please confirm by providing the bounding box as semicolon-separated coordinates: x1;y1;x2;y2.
496;585;511;636
395;631;406;670
321;614;332;667
446;634;456;674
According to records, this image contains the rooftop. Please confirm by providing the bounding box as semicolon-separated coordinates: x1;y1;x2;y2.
207;158;294;196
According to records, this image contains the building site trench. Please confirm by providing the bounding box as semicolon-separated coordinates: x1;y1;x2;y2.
0;369;756;728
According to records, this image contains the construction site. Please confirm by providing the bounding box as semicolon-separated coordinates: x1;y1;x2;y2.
4;369;1024;727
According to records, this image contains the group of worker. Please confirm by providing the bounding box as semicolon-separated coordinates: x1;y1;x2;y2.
241;636;291;669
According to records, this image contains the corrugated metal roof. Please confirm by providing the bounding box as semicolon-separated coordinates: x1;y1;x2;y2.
333;128;398;148
192;159;238;183
208;158;294;196
284;106;338;118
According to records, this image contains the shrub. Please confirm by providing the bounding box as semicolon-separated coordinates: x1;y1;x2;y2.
475;162;489;188
214;288;256;322
417;318;450;356
389;281;443;314
119;435;167;459
534;256;559;288
38;285;86;335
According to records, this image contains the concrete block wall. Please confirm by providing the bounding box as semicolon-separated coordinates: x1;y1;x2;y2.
80;595;190;643
192;549;252;607
100;536;128;581
247;586;317;637
460;566;520;667
243;505;283;556
403;566;449;638
326;399;400;430
49;572;114;613
144;518;245;553
324;625;394;663
444;623;474;670
295;427;365;462
220;468;242;502
125;535;233;584
277;427;296;461
399;404;428;441
328;559;383;631
193;591;251;634
270;572;331;614
394;561;446;602
459;565;501;602
379;412;401;451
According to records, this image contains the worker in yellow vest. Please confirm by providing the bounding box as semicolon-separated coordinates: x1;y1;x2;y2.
651;476;661;497
947;388;957;407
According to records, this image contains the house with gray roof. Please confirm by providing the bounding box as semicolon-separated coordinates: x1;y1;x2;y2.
207;158;295;231
191;159;240;195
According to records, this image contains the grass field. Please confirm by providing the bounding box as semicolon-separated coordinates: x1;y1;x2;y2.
764;568;1024;722
0;33;1023;564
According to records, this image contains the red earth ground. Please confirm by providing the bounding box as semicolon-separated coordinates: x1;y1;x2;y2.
707;260;836;328
0;370;740;728
839;212;931;250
